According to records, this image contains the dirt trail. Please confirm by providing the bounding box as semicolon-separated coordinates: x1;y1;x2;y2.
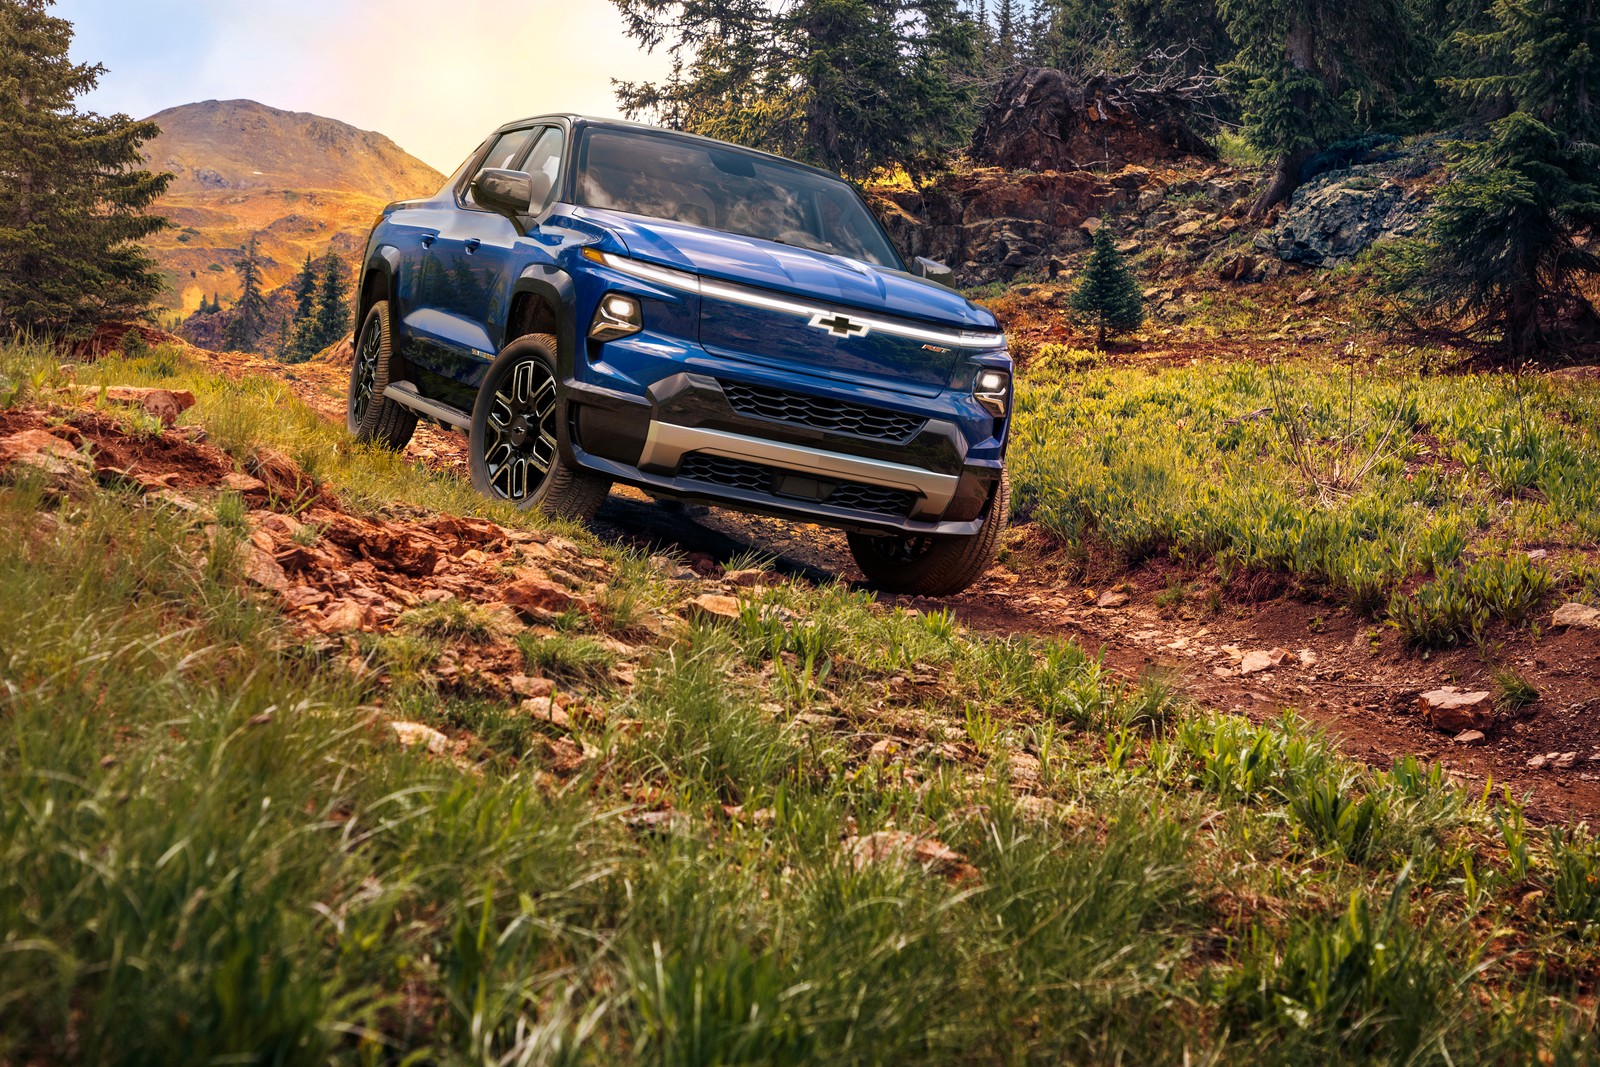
214;344;1600;822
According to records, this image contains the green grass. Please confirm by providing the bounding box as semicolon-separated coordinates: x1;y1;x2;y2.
1009;354;1600;632
2;340;1600;1062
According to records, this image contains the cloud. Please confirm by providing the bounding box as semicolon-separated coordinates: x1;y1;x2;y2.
63;0;674;170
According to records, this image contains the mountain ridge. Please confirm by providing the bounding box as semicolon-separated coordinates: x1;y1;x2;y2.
142;98;444;200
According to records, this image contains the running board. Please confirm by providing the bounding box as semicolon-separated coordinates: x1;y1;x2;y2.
383;381;471;430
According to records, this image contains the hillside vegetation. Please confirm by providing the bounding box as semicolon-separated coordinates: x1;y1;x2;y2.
138;101;444;320
3;338;1600;1063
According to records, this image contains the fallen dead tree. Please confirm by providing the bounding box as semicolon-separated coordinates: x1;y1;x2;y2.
970;64;1218;173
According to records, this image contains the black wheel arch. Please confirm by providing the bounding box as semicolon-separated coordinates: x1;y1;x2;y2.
356;247;403;355
505;267;583;466
505;267;577;373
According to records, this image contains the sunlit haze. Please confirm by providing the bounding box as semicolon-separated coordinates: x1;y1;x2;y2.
59;0;674;171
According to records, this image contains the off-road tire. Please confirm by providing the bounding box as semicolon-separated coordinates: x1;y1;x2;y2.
846;469;1010;597
346;300;418;449
468;333;611;520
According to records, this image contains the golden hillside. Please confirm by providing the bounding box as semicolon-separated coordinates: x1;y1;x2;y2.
140;100;445;318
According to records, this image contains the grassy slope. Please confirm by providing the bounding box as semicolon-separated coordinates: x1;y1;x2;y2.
2;341;1599;1064
1008;345;1600;648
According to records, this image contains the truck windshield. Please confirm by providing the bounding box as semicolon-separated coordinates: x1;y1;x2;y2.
573;127;901;268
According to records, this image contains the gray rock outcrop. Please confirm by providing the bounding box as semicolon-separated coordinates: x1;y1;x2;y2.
1257;156;1433;267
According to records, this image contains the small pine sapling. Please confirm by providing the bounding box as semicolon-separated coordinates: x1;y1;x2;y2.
1070;224;1144;346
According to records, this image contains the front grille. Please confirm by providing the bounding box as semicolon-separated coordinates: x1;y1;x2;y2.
677;453;918;517
678;454;771;494
825;482;923;515
721;381;926;442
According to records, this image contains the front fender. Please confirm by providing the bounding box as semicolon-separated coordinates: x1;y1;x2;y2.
357;244;405;340
511;265;578;379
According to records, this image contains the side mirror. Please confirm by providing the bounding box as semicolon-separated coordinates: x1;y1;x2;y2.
912;256;956;288
472;168;553;217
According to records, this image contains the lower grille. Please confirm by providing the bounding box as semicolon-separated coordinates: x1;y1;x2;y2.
677;453;918;518
721;381;927;442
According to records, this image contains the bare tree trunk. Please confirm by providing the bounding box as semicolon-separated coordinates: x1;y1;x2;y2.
1249;147;1315;217
1249;15;1318;218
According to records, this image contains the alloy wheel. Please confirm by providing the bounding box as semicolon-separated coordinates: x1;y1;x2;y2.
484;358;559;500
350;317;381;423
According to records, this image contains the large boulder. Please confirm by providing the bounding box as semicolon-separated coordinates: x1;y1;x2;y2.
1257;169;1426;266
1257;140;1442;267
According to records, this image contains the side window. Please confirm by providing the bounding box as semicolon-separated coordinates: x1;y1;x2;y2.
464;127;537;208
522;127;566;211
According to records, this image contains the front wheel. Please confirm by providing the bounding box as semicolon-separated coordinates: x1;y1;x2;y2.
847;470;1010;597
468;333;611;519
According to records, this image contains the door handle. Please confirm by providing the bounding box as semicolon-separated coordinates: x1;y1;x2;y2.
419;234;435;247
464;238;482;253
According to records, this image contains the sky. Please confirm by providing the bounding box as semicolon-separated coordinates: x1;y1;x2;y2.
58;0;675;172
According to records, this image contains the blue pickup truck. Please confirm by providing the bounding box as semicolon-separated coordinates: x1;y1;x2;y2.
348;115;1012;595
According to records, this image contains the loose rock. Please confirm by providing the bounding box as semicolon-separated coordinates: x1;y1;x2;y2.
685;593;742;624
390;721;450;754
523;696;572;728
0;429;94;491
1551;602;1600;629
1417;687;1493;733
503;577;578;620
1239;648;1293;675
844;830;975;881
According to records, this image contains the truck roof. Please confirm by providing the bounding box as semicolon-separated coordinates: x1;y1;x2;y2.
491;114;844;182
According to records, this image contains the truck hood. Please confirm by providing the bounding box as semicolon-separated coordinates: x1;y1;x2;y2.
573;207;997;332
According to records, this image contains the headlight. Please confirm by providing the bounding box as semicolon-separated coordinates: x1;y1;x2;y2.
973;368;1010;417
582;247;700;291
588;292;642;342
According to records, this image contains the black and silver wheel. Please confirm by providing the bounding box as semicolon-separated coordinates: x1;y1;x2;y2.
468;333;610;519
346;299;417;449
847;469;1010;597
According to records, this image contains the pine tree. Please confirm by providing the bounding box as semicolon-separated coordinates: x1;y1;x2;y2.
1219;0;1424;214
993;0;1019;70
1373;0;1600;361
611;0;982;179
223;234;268;351
278;253;321;362
290;253;317;320
1447;0;1597;144
0;0;171;338
312;254;349;351
1070;223;1143;346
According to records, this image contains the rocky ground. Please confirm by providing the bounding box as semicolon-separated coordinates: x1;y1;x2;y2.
39;326;1596;824
873;137;1437;290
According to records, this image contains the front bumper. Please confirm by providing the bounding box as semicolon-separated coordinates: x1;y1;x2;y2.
564;372;1002;536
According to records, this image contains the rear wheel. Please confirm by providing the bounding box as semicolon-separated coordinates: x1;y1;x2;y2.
468;333;611;519
847;469;1010;597
346;300;417;449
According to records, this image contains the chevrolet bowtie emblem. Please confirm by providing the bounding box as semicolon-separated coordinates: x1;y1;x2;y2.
809;312;870;338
